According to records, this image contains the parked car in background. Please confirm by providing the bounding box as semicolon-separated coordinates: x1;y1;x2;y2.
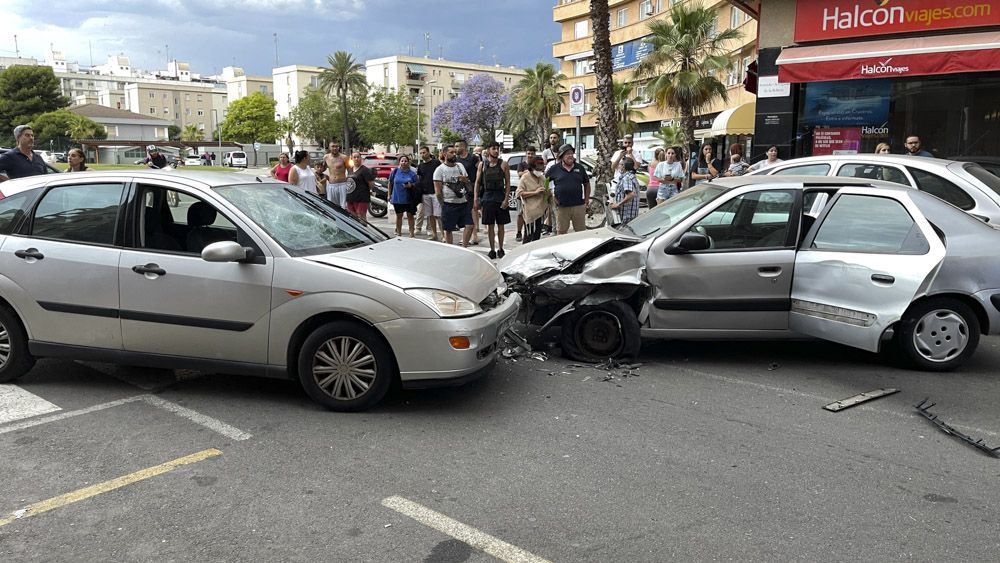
184;156;203;166
950;156;1000;179
361;153;400;180
501;175;1000;372
223;151;247;168
748;154;1000;223
0;171;519;411
54;152;67;163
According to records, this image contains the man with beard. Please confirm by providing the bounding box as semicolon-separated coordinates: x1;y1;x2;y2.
454;139;481;245
0;125;47;181
324;141;349;207
473;142;511;259
434;145;473;247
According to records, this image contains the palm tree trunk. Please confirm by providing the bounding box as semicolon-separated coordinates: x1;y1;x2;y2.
590;0;615;195
341;88;350;150
681;107;695;189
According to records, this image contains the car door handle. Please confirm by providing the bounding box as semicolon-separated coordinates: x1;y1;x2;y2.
14;248;44;260
871;274;895;285
757;266;782;277
132;263;166;276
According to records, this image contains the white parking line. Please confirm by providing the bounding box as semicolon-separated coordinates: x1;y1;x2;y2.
382;496;552;563
0;394;251;441
0;384;61;424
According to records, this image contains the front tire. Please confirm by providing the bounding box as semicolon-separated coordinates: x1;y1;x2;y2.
560;302;641;363
896;298;980;371
369;202;388;218
0;305;35;383
584;196;607;230
297;321;394;411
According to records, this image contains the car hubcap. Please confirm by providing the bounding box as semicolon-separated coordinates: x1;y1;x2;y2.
312;337;377;401
575;311;624;358
912;309;969;363
0;322;9;368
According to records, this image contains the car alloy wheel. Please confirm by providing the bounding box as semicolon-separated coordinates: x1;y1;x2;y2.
312;336;377;401
297;321;394;411
911;309;969;363
0;305;35;383
0;322;10;368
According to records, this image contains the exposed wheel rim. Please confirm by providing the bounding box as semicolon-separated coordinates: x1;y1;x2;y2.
312;336;378;401
912;309;969;363
575;311;624;358
585;200;606;229
0;321;9;368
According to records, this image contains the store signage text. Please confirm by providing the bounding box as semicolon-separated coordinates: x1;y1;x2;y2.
611;37;654;72
860;58;910;76
795;0;1000;42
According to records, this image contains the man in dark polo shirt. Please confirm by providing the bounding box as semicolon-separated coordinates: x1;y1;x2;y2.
546;144;590;234
0;125;47;182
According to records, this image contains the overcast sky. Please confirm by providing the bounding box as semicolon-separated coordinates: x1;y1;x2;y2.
5;0;558;77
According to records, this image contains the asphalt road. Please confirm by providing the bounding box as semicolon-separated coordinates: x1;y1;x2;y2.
1;328;998;561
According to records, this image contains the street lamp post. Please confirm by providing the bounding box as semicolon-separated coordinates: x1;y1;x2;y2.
211;109;221;165
416;79;437;152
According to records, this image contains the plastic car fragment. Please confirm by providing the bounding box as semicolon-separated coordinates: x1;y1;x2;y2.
915;398;1000;458
823;388;899;412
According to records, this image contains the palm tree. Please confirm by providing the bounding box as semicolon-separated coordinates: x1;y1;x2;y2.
635;4;742;160
511;62;566;145
590;0;615;192
319;51;367;150
612;80;646;137
180;124;203;141
653;125;684;148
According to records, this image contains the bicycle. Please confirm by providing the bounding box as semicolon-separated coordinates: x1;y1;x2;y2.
584;192;619;230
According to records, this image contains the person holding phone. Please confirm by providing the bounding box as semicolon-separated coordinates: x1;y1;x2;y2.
653;147;683;204
389;155;419;237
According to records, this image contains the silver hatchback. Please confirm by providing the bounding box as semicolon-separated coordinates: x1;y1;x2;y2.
501;176;1000;371
0;171;518;411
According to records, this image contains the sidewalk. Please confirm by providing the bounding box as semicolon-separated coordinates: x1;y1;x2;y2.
364;209;539;259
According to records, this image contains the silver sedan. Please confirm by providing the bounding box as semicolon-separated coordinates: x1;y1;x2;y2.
501;176;1000;371
0;171;518;411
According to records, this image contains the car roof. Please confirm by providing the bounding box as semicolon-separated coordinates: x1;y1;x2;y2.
770;154;959;168
707;175;910;192
0;170;280;196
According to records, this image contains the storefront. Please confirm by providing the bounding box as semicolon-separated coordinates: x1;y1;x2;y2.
755;0;1000;159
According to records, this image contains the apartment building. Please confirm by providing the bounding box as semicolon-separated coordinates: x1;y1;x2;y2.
272;65;323;148
553;0;758;154
365;55;525;146
123;81;227;141
222;66;273;103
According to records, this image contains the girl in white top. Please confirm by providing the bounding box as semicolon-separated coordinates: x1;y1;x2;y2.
287;150;318;195
653;147;683;204
747;146;783;173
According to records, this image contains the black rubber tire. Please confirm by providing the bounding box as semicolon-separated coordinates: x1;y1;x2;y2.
369;203;388;218
560;301;641;363
297;321;394;411
896;297;980;372
0;305;35;383
585;197;607;230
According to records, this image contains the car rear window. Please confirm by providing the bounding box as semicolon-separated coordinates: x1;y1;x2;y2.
363;157;398;166
906;167;976;210
232;152;246;158
962;163;1000;196
773;164;831;176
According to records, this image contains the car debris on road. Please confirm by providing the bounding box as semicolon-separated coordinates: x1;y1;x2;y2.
823;388;899;412
915;398;1000;458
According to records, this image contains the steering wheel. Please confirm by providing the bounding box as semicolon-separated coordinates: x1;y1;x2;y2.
693;226;714;249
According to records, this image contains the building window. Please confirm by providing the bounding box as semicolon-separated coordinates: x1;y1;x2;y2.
636;84;649;104
75;80;83;87
574;20;588;39
197;94;202;102
731;7;743;28
149;107;156;114
164;107;169;114
185;94;190;101
174;97;178;105
197;110;204;116
260;85;268;94
198;123;205;130
639;0;653;19
185;109;191;116
149;92;155;99
709;18;718;38
162;93;167;99
574;59;594;76
743;56;752;81
616;8;628;28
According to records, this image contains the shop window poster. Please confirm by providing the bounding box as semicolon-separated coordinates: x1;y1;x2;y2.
802;79;891;127
813;127;863;155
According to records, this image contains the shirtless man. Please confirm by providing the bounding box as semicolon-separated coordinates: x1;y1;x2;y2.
324;141;350;207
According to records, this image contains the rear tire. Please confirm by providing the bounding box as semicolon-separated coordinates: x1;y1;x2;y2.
297;321;394;411
560;302;641;363
0;305;35;383
369;202;388;218
896;298;980;371
585;196;607;230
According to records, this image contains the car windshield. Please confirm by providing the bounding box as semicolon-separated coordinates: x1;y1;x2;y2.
619;184;727;238
214;184;388;256
961;163;1000;196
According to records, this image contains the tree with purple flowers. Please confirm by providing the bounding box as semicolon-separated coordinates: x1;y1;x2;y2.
430;74;508;143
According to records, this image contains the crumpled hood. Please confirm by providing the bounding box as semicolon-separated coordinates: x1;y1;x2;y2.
307;238;501;302
499;227;642;282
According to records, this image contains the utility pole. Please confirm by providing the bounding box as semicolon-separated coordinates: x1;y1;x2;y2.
273;33;279;67
424;33;431;58
13;35;18;59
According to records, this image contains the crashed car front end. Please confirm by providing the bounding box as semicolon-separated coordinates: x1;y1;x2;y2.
499;228;648;329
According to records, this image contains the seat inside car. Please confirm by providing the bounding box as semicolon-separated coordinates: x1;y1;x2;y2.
185;201;235;253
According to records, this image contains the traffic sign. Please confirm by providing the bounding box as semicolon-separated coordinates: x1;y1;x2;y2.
253;141;261;150
502;134;514;150
494;130;504;143
569;84;586;117
471;133;482;145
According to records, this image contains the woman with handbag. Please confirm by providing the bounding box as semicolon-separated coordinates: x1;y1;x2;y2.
389;155;419;237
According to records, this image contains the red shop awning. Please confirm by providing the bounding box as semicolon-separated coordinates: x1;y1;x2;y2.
777;30;1000;83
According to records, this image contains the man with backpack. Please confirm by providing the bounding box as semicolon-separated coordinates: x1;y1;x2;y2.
473;142;511;259
434;146;473;247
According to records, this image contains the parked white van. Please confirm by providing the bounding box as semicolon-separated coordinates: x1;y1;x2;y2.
223;151;247;168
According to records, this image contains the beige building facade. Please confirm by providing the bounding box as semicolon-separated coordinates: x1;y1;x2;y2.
365;55;525;146
553;0;758;153
272;65;323;148
124;81;227;141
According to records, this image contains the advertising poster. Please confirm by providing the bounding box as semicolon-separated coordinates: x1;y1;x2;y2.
813;127;862;155
801;79;891;127
611;37;654;72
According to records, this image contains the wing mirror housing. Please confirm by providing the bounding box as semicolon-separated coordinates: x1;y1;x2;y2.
666;231;711;255
201;241;252;263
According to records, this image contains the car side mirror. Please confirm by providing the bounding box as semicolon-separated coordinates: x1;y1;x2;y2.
201;241;249;263
666;231;711;254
